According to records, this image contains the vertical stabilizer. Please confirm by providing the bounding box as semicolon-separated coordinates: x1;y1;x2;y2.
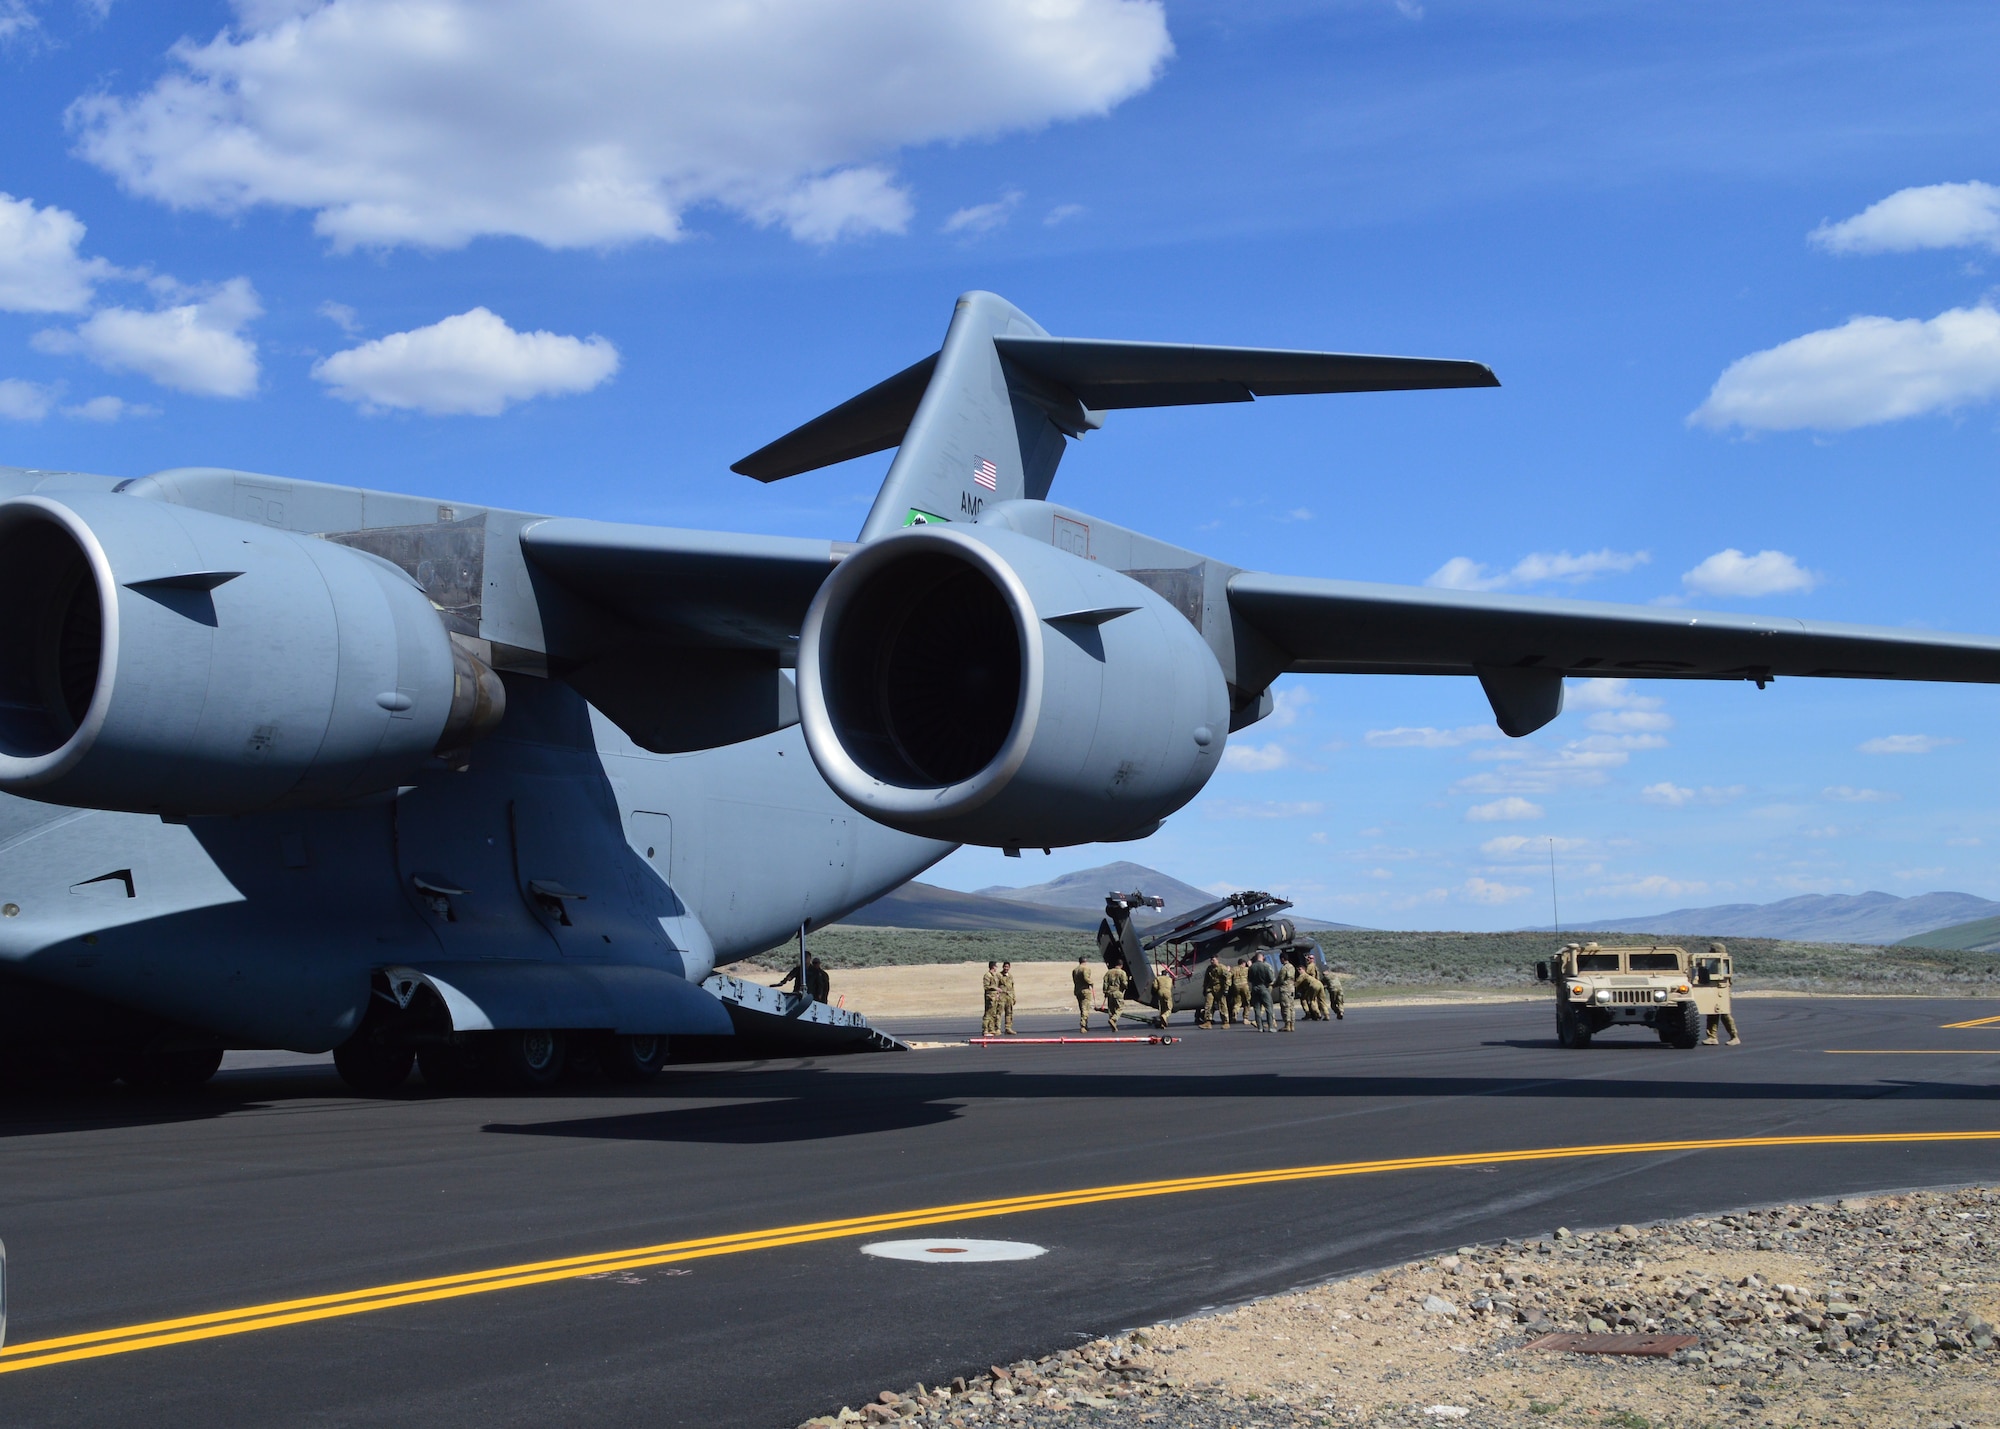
855;291;1083;541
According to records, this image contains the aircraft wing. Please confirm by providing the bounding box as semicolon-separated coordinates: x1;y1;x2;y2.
1227;573;2000;734
1228;574;2000;681
521;518;849;650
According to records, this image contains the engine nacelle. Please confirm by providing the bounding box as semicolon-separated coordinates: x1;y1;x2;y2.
0;493;503;815
798;523;1228;847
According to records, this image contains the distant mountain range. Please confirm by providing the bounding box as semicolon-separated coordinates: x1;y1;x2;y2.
976;860;1218;918
1563;891;2000;946
836;861;1360;934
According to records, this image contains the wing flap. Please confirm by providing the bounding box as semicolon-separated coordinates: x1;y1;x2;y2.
521;517;844;650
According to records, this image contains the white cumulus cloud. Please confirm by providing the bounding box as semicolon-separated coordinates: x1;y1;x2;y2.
1364;724;1499;749
1681;548;1817;598
942;189;1022;236
1425;548;1648;592
1641;782;1744;807
63;394;160;422
0;192;118;314
1590;874;1708;901
1689;305;2000;432
312;308;619;416
1463;876;1529;905
0;378;59;421
1465;796;1542;822
1810;181;2000;255
34;277;261;397
1480;834;1589;856
1203;799;1325;820
1220;742;1292;773
70;0;1171;251
1822;786;1899;803
1859;734;1957;755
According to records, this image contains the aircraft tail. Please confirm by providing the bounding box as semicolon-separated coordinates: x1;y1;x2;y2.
730;291;1497;542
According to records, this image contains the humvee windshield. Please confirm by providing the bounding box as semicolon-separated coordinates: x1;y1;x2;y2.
1576;953;1620;971
1628;952;1681;971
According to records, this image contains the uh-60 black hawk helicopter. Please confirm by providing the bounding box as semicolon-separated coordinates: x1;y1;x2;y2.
1096;889;1335;1025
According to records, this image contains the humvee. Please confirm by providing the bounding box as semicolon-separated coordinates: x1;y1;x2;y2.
1534;942;1732;1048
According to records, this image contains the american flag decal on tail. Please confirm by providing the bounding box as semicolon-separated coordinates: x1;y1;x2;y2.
972;457;1000;491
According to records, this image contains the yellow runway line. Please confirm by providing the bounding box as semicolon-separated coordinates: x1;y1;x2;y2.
1940;1014;2000;1029
5;1128;2000;1375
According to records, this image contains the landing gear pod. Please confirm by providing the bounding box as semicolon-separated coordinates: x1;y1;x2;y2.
797;523;1228;848
0;493;503;815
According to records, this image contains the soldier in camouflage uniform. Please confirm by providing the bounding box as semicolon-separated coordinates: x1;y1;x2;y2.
1152;968;1175;1029
1296;959;1324;1020
1329;974;1345;1020
1102;960;1129;1032
1201;957;1229;1028
1229;958;1251;1025
1276;957;1298;1031
1072;955;1095;1033
997;961;1017;1036
981;960;1000;1036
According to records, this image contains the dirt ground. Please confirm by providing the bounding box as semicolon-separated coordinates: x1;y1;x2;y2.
732;962;1872;1026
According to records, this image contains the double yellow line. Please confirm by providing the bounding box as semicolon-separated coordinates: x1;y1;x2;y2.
4;1127;1999;1376
1941;1013;2000;1029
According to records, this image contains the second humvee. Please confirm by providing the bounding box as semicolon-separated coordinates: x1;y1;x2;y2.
1535;942;1733;1049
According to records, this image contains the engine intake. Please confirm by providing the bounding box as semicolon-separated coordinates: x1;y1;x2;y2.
0;493;503;815
799;524;1228;847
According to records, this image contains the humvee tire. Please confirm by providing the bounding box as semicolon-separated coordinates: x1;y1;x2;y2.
1667;1000;1702;1049
1556;1002;1591;1048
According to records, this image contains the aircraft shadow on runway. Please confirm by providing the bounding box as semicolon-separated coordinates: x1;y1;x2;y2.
478;1065;2000;1145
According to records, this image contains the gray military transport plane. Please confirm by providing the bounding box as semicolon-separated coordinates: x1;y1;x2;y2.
3;290;1997;1095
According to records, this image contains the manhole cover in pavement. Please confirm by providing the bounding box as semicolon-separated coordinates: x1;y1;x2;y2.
862;1239;1046;1263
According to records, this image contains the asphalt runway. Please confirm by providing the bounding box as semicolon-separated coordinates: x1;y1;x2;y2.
1;996;1997;1428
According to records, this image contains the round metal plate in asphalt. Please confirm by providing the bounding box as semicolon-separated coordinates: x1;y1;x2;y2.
861;1239;1047;1263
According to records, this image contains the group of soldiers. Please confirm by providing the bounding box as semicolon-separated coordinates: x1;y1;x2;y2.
1198;950;1342;1031
981;961;1017;1035
1047;948;1344;1034
1066;956;1178;1033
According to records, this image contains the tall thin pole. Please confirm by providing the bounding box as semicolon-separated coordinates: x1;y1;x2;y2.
1549;838;1560;939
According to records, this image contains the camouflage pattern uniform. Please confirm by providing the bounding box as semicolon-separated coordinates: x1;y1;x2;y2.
1152;970;1174;1029
1229;961;1251;1025
1102;965;1129;1032
1072;958;1094;1033
1201;959;1229;1027
1296;963;1324;1020
997;966;1017;1035
981;963;1000;1036
1277;960;1298;1031
1329;976;1345;1020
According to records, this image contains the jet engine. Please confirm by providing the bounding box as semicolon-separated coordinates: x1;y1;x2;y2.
0;492;503;815
798;523;1228;847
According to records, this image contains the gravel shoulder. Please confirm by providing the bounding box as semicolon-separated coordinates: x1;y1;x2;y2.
800;1185;1999;1429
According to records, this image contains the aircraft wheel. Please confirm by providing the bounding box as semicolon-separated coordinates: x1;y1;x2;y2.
122;1047;224;1090
418;1039;479;1094
485;1029;567;1091
333;1037;416;1096
603;1034;667;1084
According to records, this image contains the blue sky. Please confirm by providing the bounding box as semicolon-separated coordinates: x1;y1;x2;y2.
4;1;1999;928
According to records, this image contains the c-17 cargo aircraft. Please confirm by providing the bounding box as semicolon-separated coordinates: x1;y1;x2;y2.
3;290;1996;1094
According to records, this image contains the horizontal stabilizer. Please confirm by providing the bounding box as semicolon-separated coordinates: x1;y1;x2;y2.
731;301;1496;484
994;336;1498;410
733;354;936;482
